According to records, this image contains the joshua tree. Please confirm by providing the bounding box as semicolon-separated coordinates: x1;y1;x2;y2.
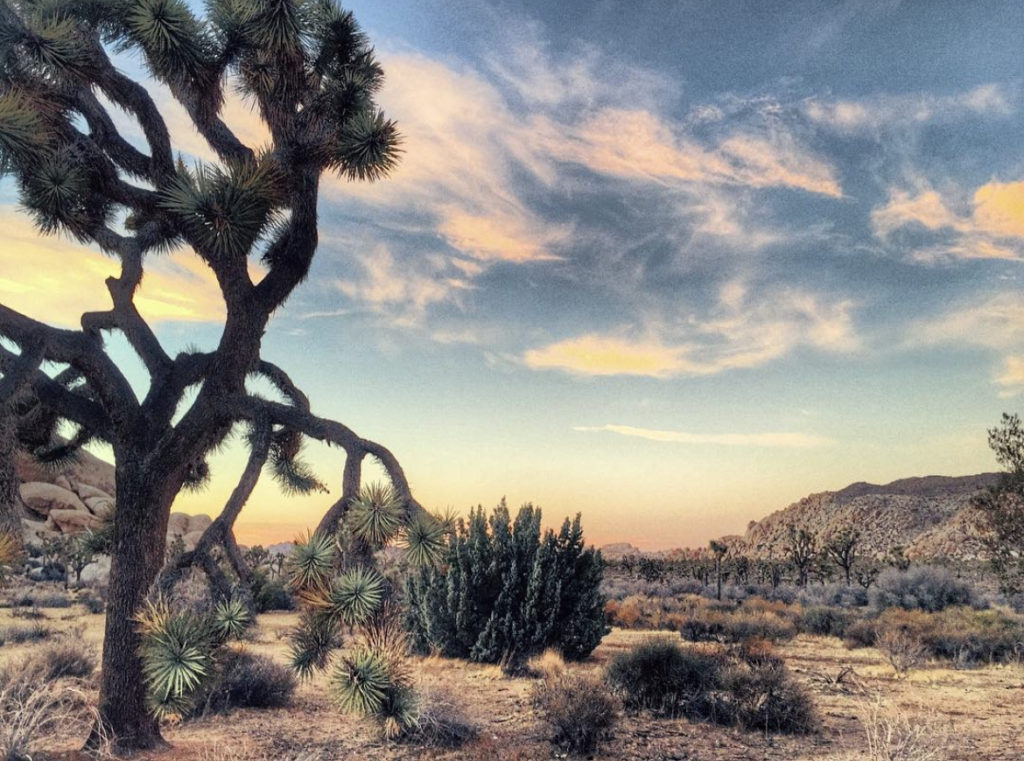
823;527;860;585
0;0;421;750
709;539;728;600
784;524;817;587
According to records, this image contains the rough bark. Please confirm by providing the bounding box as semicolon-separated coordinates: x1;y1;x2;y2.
90;455;175;751
0;416;21;537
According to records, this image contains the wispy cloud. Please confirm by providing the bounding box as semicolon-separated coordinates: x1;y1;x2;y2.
574;424;834;448
912;292;1024;351
911;292;1024;394
524;283;859;378
996;356;1024;397
871;180;1024;262
805;84;1012;135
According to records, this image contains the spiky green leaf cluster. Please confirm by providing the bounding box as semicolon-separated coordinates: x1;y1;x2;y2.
136;599;218;720
348;482;404;546
212;596;252;640
332;108;400;182
288;610;339;679
118;0;216;91
321;566;384;625
159;158;284;260
330;607;417;740
402;514;446;568
286;530;335;590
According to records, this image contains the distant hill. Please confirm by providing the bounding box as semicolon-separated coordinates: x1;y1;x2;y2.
731;473;1000;562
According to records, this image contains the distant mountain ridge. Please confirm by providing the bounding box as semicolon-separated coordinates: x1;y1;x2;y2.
733;472;1000;562
601;472;1001;561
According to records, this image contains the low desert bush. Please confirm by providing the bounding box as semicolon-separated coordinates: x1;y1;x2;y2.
800;606;853;638
876;628;927;678
605;638;727;720
252;573;294;612
798;583;869;609
677;606;796;643
607;638;817;735
402;685;479;749
78;592;105;614
722;656;818;734
533;671;619;755
203;650;296;712
871;567;977;613
33;593;72;609
845;607;1024;667
0;623;51;646
23;639;96;682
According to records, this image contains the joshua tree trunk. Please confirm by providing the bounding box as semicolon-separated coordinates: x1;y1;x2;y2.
0;417;20;537
91;456;175;749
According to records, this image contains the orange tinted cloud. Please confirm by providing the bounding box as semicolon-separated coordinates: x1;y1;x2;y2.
524;334;689;378
973;181;1024;238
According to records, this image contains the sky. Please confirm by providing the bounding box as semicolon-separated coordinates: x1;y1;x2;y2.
2;0;1023;549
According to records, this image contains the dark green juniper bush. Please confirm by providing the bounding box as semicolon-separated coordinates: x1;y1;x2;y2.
0;0;418;750
405;501;607;672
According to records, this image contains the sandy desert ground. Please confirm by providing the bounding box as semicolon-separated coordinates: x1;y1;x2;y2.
2;603;1022;761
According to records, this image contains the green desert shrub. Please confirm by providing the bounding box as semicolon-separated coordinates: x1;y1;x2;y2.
800;606;853;638
251;571;294;612
406;502;607;670
532;671;619;755
605;638;727;720
203;649;296;712
722;656;818;733
607;638;818;735
870;566;977;613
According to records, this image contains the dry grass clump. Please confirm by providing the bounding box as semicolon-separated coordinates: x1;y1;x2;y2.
860;700;951;761
402;684;479;749
525;648;567;680
0;657;92;761
532;670;619;755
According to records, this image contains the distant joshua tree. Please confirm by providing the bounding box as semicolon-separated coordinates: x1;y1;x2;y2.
0;0;436;750
823;528;861;585
785;524;817;587
709;539;728;600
